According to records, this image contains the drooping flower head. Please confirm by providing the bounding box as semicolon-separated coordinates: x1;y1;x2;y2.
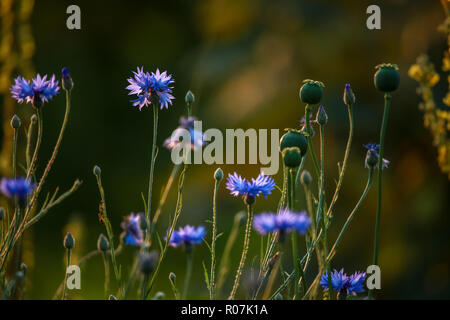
163;116;206;151
226;172;276;205
364;143;389;169
10;74;60;108
120;213;143;246
126;67;174;110
320;269;366;297
253;209;311;241
0;177;35;205
166;225;206;250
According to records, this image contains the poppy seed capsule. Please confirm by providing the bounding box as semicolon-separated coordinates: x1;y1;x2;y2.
185;90;195;105
97;233;110;252
300;170;312;186
374;63;400;92
11;115;21;129
64;232;75;249
300;80;324;105
282;147;302;168
280;129;308;157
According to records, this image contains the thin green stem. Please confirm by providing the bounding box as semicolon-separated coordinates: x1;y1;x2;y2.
210;177;221;300
229;204;253;300
146;105;158;231
62;248;71;300
369;92;391;299
327;168;374;262
304;104;320;176
182;250;194;299
289;169;302;299
102;252;110;299
12;128;18;178
25;117;36;170
26;108;43;180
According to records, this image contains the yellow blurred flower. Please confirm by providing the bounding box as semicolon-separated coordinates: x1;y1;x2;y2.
408;64;423;81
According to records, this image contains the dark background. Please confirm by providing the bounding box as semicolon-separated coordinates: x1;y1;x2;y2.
0;0;448;299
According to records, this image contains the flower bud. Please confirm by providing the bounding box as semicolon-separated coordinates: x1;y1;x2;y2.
374;63;400;92
11;115;21;129
62;67;74;91
169;272;177;283
244;194;255;206
316;105;328;126
274;293;283;300
20;263;27;272
299;80;324;105
109;295;117;300
185;90;195;105
0;207;4;220
282;147;302;168
280;129;308;157
97;233;110;252
152;292;165;300
63;232;75;250
93;165;101;176
139;213;148;231
300;170;312;186
139;251;159;275
365;149;379;169
343;84;356;105
214;168;223;181
31;114;38;124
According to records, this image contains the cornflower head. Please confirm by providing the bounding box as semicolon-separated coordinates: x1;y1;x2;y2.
253;209;311;241
320;269;367;298
120;213;144;246
226;172;276;205
364;143;389;169
0;177;35;206
163;116;206;151
126;67;174;110
166;225;206;251
10;74;60;108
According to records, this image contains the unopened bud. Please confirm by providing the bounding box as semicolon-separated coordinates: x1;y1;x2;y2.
214;168;223;181
301;170;312;186
63;232;75;250
316;105;328;126
11;115;21;129
97;233;110;252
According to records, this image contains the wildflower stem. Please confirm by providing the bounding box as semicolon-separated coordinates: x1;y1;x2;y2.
289;169;302;299
26;109;43;180
229;204;254;300
326;103;354;218
62;248;71;300
209;176;221;300
12;127;18;179
369;93;391;299
25;118;36;170
102;251;110;299
327;168;374;262
304;104;320;176
146;105;159;230
182;249;194;299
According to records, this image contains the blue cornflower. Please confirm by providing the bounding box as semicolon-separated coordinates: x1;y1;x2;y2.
0;177;35;203
226;172;275;200
166;225;206;248
163;116;206;151
120;213;143;246
364;143;389;169
253;209;311;239
10;74;60;107
320;269;366;296
126;67;174;110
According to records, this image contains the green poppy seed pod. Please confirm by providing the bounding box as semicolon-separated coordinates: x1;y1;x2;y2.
280;129;308;157
109;295;117;300
299;80;324;105
97;233;110;252
62;67;74;91
374;63;400;92
139;251;159;275
139;214;148;231
282;147;302;168
214;168;223;181
185;90;195;105
300;170;312;186
0;207;4;220
93;165;101;176
274;293;283;300
63;232;75;250
316;105;328;126
31;114;38;124
11;114;21;129
343;84;356;105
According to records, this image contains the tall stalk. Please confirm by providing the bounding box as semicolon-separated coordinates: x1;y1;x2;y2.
146;105;159;232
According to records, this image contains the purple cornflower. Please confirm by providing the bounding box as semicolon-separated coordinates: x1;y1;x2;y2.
10;74;60;108
166;225;206;249
0;177;35;203
320;269;366;296
163;116;206;151
121;213;143;246
364;143;389;169
253;209;311;239
126;67;174;110
226;172;276;204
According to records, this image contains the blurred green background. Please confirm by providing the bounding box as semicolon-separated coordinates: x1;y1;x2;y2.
0;0;449;299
